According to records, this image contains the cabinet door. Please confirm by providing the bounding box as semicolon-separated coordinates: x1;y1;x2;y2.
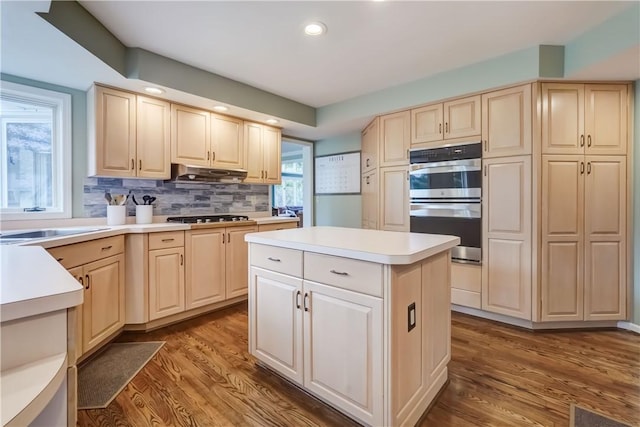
250;267;303;385
211;113;245;170
137;96;171;179
83;254;125;353
244;122;264;183
92;86;136;177
482;156;531;320
185;230;225;309
482;84;532;158
262;126;282;184
226;226;257;299
411;103;443;145
584;156;626;320
379;111;410;167
540;155;584;321
149;247;185;321
379;166;409;232
361;170;378;230
361;118;379;172
303;280;383;426
584;85;627;155
171;104;211;166
444;95;481;140
541;83;585;154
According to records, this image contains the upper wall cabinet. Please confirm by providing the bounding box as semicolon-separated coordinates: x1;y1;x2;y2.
170;104;211;167
88;85;171;178
541;83;627;155
481;84;532;158
361;118;379;174
379;111;410;167
411;95;481;146
211;114;244;170
244;122;281;184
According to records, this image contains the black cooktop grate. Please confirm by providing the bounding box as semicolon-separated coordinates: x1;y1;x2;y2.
166;215;250;224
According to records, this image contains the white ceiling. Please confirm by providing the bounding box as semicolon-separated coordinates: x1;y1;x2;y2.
1;1;638;141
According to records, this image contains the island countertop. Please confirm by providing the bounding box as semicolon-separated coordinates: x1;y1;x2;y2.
246;226;459;265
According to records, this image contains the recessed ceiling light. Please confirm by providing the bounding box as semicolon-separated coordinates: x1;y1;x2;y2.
304;22;327;36
266;119;279;125
144;86;165;95
213;105;229;112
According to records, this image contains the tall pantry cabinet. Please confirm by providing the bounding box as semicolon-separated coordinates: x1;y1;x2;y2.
540;83;629;321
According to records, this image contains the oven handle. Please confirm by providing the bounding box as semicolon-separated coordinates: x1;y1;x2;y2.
410;158;481;171
410;202;481;219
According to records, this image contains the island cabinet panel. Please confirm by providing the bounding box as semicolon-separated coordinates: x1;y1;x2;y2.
248;229;457;427
303;280;383;426
251;267;303;385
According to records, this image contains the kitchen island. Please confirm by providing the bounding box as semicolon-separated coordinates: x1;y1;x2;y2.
245;226;459;427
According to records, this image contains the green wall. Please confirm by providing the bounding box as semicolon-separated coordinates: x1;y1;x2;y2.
634;80;639;325
314;132;362;228
1;73;87;217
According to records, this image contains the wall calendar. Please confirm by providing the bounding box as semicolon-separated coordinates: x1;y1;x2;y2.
314;151;361;195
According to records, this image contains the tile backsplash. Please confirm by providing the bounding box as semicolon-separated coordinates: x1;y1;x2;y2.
83;177;269;218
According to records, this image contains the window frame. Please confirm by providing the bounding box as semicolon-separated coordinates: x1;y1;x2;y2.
0;80;72;220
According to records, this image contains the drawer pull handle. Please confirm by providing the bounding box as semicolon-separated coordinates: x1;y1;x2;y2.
162;238;175;242
101;245;112;251
330;269;349;276
56;257;64;262
303;292;310;312
295;290;301;309
267;257;281;262
180;254;184;266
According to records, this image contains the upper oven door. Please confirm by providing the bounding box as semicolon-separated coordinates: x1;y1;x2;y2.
409;158;482;199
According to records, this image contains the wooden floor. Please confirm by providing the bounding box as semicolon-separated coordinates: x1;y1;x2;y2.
78;303;640;427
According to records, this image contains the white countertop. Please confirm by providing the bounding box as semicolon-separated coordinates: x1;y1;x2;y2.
0;246;83;322
245;226;460;264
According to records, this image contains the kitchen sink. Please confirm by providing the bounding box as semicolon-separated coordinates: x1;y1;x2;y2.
0;227;109;243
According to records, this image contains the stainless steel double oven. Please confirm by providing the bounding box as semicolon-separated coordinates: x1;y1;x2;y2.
409;142;482;263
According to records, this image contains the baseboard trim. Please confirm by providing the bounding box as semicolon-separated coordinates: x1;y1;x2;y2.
617;321;640;334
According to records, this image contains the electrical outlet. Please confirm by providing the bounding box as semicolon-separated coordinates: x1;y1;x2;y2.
407;302;416;332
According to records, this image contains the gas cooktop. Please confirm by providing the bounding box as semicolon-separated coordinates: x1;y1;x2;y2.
166;215;250;224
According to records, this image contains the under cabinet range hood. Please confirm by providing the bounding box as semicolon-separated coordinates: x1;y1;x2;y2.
170;164;248;183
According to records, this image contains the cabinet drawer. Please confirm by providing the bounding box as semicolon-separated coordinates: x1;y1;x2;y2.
48;235;124;269
251;244;302;278
304;252;383;297
451;263;481;292
149;231;185;250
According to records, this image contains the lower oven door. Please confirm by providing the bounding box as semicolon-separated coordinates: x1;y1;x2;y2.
410;201;481;264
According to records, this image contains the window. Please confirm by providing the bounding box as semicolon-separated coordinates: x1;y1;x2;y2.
272;158;303;208
0;81;71;219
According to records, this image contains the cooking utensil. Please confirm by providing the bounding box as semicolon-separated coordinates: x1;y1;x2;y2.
130;191;139;205
105;192;112;204
112;194;125;206
147;196;156;205
142;195;150;205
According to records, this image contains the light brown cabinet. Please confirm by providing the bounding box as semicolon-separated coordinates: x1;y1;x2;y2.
411;95;481;146
244;122;281;184
481;84;532;158
541;155;626;321
48;236;125;358
171;103;211;166
186;225;257;309
361;169;378;230
148;236;185;321
541;83;627;155
88;85;171;178
379;111;410;167
482;156;532;320
379;165;410;232
211;113;245;170
361;118;379;173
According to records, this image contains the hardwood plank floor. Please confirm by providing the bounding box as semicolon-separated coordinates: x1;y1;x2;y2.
78;303;640;427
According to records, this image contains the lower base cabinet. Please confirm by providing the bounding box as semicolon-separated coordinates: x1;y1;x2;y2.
249;245;451;426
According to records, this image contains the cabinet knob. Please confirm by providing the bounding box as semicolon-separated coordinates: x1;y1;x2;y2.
580;135;585;147
295;290;302;309
139;160;142;170
131;159;135;170
180;254;184;266
439;123;442;134
303;292;310;312
587;162;591;174
580;162;585;174
445;122;449;133
587;135;592;147
85;274;90;290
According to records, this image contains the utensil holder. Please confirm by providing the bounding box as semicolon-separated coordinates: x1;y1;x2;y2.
107;205;126;226
135;205;153;224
